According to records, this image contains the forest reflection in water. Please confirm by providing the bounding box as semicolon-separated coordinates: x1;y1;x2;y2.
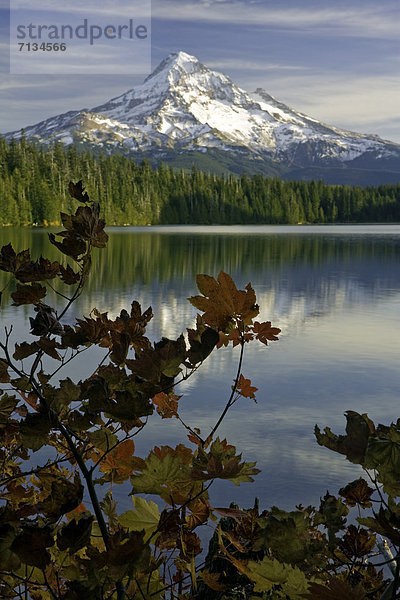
1;225;400;511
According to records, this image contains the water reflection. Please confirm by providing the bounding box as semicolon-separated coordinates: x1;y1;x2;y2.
1;226;399;510
1;226;400;323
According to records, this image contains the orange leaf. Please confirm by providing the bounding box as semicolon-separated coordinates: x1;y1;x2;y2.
152;392;179;419
186;497;211;530
153;444;193;466
235;374;258;400
114;439;135;462
187;432;203;447
252;320;281;344
99;439;136;482
188;271;259;331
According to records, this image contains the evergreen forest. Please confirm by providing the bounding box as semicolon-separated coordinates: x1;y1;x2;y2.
1;136;399;226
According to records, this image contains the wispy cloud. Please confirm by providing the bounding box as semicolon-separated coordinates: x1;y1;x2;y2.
207;58;309;72
0;75;142;132
257;72;400;140
152;1;399;39
10;0;150;19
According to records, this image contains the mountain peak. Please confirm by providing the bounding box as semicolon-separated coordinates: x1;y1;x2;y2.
166;51;200;67
144;51;201;83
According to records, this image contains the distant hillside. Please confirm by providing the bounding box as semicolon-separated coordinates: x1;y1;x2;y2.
0;137;399;226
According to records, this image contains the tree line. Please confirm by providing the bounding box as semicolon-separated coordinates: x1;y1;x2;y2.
1;136;399;225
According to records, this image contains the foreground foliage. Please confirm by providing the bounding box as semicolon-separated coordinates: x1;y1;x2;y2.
0;182;399;600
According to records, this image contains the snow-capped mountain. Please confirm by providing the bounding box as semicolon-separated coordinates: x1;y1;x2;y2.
5;51;400;185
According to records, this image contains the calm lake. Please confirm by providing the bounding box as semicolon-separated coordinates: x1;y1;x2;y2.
1;224;400;513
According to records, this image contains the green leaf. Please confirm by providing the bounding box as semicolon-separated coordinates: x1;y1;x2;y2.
100;492;119;530
357;507;400;545
130;446;190;500
245;557;288;592
0;394;17;426
97;365;126;390
48;377;80;412
254;507;321;564
314;492;349;550
0;524;20;571
245;557;312;597
119;496;160;540
87;427;118;452
364;425;400;496
282;566;311;599
191;438;260;485
11;375;31;391
133;570;164;600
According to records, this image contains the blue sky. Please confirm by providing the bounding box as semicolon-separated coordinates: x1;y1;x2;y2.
1;0;399;142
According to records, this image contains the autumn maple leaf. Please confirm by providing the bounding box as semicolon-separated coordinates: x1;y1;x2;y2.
152;392;179;419
252;321;281;345
188;271;259;331
235;374;258;400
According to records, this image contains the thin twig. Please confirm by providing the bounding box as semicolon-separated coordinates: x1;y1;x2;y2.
48;345;90;379
0;454;73;486
45;280;71;301
205;328;245;445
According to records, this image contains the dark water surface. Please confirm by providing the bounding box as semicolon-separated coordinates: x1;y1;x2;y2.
1;225;399;512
